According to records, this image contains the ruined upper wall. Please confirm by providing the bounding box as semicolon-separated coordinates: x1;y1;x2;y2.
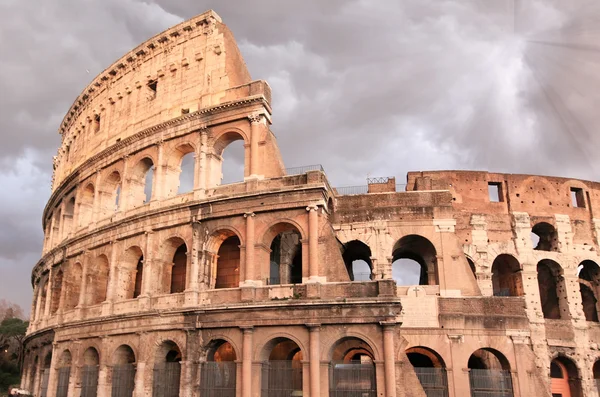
52;10;256;190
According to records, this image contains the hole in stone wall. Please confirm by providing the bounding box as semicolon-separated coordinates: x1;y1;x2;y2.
570;187;585;208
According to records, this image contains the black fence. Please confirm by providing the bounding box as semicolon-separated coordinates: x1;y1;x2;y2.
329;361;376;397
469;369;514;397
200;361;237;397
56;367;71;397
153;362;181;397
261;361;303;397
414;367;449;397
285;164;324;175
111;364;136;397
81;365;99;397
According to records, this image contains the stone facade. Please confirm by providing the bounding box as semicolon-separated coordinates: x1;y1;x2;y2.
22;9;600;397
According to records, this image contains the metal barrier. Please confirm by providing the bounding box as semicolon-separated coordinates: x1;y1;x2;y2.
200;361;237;397
261;360;303;397
396;184;407;192
153;362;181;397
329;361;376;397
56;367;71;397
81;365;99;397
111;364;136;397
335;186;369;195
469;369;514;397
414;367;449;397
39;369;50;397
285;164;324;175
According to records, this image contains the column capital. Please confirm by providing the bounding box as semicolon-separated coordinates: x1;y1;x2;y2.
380;321;397;330
244;212;255;218
306;323;321;330
306;205;319;212
240;326;254;333
198;124;209;133
248;113;263;124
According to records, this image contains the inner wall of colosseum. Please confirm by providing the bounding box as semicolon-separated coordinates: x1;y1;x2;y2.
22;9;600;397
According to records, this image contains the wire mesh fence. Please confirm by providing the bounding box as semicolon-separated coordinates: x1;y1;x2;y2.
111;364;136;397
285;164;324;175
468;369;514;397
200;361;237;397
329;361;376;397
153;362;181;397
56;367;71;397
334;186;369;195
261;360;303;397
414;367;449;397
81;365;99;397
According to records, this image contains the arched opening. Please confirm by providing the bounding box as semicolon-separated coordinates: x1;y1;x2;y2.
329;337;376;396
39;277;48;320
81;347;99;397
56;350;72;397
467;257;476;277
29;356;38;392
51;208;62;246
551;356;583;397
468;348;513;397
593;360;600;395
39;352;52;397
491;255;523;297
537;259;568;320
129;157;154;208
209;132;246;188
63;197;75;238
214;235;241;289
117;247;144;301
266;223;302;285
88;255;109;306
392;235;437;286
78;184;95;228
111;345;136;397
342;240;373;281
99;171;122;218
531;222;558;251
261;337;303;396
170;244;187;294
50;270;63;314
201;340;237;397
65;262;82;310
177;151;195;195
152;341;182;397
579;260;600;323
406;347;448;397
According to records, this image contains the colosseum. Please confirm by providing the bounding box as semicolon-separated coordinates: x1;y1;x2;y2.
20;9;600;397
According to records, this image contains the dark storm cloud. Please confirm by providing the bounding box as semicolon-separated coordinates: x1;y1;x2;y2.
1;0;598;313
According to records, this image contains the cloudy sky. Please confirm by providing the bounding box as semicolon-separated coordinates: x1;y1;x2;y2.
1;0;598;314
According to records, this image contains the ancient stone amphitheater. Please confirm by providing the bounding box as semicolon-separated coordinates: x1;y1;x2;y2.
21;9;600;397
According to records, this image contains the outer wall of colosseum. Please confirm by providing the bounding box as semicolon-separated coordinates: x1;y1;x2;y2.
21;9;600;397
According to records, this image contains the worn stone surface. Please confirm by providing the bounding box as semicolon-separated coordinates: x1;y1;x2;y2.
22;10;600;397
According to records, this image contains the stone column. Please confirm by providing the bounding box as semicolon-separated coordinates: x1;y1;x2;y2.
248;114;262;177
92;171;102;223
307;206;320;282
102;241;119;316
44;268;54;319
57;201;67;243
46;343;59;397
381;322;397;397
97;364;110;397
34;284;44;325
241;327;253;397
179;360;192;397
186;221;201;306
197;128;208;194
77;252;91;308
154;142;165;200
307;324;321;397
133;362;146;397
244;212;256;284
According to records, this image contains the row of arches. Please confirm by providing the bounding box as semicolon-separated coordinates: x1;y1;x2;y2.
44;133;246;252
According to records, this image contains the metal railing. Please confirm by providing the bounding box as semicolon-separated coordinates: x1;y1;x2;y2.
335;185;369;195
414;368;449;397
111;364;136;397
261;361;303;397
56;367;71;397
367;177;393;184
81;365;99;397
153;362;181;397
469;369;514;397
285;164;324;175
329;361;376;397
200;362;237;397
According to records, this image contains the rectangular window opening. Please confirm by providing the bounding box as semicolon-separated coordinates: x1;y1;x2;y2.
570;187;585;208
488;182;503;203
147;79;158;99
93;114;100;133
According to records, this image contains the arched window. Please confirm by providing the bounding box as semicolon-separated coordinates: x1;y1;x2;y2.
153;341;181;397
579;260;599;323
38;277;48;319
178;152;195;195
537;259;568;320
392;235;437;286
81;347;99;397
265;223;302;285
406;347;448;397
164;144;195;197
63;197;75;239
342;240;373;281
170;244;187;294
468;348;514;397
65;262;82;310
52;208;62;246
56;350;72;397
201;340;237;396
531;222;558;251
221;139;245;184
491;255;523;297
116;247;144;301
550;356;583;397
50;270;63;314
88;255;110;306
329;337;376;395
39;352;52;397
78;183;95;228
261;338;303;395
467;257;476;277
111;345;136;397
129;158;154;208
214;235;241;289
99;171;122;218
209;132;246;188
134;259;144;299
593;360;600;395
